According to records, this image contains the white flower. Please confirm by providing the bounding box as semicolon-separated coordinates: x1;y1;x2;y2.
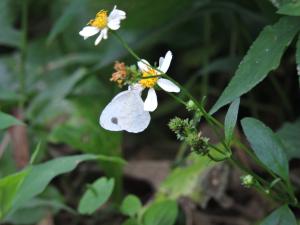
137;51;180;112
79;5;126;45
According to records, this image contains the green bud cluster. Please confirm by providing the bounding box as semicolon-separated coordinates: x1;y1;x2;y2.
168;117;209;155
241;175;255;188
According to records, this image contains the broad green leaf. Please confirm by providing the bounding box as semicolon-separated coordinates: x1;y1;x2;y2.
277;118;300;160
120;195;142;217
210;17;300;114
296;34;300;87
78;177;114;215
0;111;24;130
5;154;123;219
241;118;289;180
260;205;297;225
224;98;240;144
159;154;215;201
277;2;300;16
47;0;84;44
0;170;29;219
143;200;178;225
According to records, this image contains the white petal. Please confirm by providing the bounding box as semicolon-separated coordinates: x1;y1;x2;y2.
79;26;100;39
137;59;151;72
102;28;108;39
158;51;172;73
108;19;121;30
144;88;158;112
157;78;180;93
109;5;126;21
94;30;105;45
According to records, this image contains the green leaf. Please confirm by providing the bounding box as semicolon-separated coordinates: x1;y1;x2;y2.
0;170;29;219
47;0;84;44
26;68;87;124
120;195;142;217
277;118;300;160
224;98;240;144
159;154;215;201
143;200;178;225
277;2;300;16
210;17;300;114
241;118;289;180
260;205;297;225
296;34;300;87
4;154;122;219
78;177;114;215
0;111;24;130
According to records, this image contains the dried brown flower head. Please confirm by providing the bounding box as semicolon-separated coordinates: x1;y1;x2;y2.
110;61;127;86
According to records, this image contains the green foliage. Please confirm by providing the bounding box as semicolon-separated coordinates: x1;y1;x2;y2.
277;118;300;160
0;0;20;47
210;17;300;114
260;205;297;225
1;154;123;220
142;200;178;225
78;177;115;215
26;68;87;124
241;118;289;180
224;98;240;145
277;2;300;16
0;111;24;130
159;154;215;201
0;170;29;219
47;0;84;44
120;194;142;217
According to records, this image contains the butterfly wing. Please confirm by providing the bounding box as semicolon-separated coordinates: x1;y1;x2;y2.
117;91;150;133
99;90;150;133
99;91;129;131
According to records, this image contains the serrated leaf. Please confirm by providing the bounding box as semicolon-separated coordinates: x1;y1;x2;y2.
78;177;114;215
210;17;300;114
260;205;297;225
120;195;142;217
277;118;300;160
0;111;24;130
143;200;178;225
241;118;289;180
224;98;240;144
277;2;300;16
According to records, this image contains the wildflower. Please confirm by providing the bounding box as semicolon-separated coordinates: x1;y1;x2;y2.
137;51;180;112
79;6;126;45
110;61;127;87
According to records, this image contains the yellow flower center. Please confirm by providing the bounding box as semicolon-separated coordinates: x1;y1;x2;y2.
139;68;159;88
88;10;108;28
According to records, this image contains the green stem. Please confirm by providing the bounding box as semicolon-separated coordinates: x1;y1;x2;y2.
19;0;28;110
111;31;298;205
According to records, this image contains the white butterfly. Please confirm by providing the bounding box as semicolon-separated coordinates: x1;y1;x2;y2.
99;85;151;133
